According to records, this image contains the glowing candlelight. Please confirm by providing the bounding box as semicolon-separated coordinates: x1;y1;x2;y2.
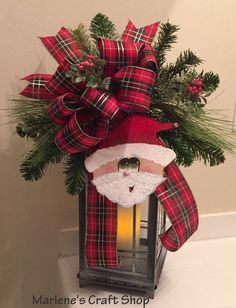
117;205;141;251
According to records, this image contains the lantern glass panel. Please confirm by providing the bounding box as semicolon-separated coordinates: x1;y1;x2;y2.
78;191;167;298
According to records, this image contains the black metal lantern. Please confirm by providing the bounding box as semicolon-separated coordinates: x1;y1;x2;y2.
78;190;166;299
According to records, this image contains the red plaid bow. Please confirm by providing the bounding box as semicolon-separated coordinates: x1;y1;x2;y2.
21;26;158;153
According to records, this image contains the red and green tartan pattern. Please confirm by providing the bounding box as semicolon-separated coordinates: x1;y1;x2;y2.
112;66;156;112
40;27;82;64
122;20;159;44
98;38;141;77
47;93;82;125
48;88;126;153
155;162;199;251
20;74;56;99
138;45;158;71
98;38;157;78
86;180;119;268
80;87;120;119
55;113;109;153
45;62;85;97
21;26;158;155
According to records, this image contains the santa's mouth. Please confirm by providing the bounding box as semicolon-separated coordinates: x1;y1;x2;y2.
129;186;134;192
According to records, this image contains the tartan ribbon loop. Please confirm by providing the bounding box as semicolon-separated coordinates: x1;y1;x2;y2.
98;38;158;78
138;44;158;72
47;93;83;125
55;111;110;153
111;66;156;112
80;87;120;120
48;87;126;153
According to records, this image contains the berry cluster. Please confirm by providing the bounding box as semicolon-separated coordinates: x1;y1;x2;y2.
77;55;95;72
187;79;203;96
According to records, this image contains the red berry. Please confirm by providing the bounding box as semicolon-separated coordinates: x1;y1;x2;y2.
89;62;95;68
86;55;94;60
198;80;203;87
83;61;90;67
79;65;85;72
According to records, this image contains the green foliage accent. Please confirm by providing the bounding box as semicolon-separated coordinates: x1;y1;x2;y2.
201;71;220;93
9;99;53;139
154;22;179;67
149;103;234;166
168;50;203;76
66;55;106;88
64;153;87;195
90;13;118;40
70;24;92;53
20;127;63;181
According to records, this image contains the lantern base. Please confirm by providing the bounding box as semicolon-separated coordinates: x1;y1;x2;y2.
78;246;167;299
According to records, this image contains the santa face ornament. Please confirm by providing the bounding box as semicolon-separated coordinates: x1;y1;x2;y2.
85;115;176;208
92;156;166;207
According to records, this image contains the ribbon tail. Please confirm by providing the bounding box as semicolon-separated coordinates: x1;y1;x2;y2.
122;20;159;44
40;27;82;64
20;74;56;99
86;179;119;268
155;162;199;251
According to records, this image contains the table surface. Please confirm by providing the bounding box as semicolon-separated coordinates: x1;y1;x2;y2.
58;237;236;308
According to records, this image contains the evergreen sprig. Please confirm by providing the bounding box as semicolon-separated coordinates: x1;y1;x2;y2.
9;99;54;140
202;71;220;93
20;127;63;181
154;22;179;68
71;24;92;53
168;49;203;76
149;103;234;166
90;13;119;40
64;153;87;195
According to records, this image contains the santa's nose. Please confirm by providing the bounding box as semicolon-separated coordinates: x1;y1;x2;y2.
123;171;130;177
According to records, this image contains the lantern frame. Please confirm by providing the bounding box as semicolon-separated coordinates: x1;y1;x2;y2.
78;191;167;299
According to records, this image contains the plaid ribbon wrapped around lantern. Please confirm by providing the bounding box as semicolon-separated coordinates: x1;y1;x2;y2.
21;20;198;268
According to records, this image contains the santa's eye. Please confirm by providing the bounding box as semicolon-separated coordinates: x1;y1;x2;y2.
129;157;140;172
118;158;129;171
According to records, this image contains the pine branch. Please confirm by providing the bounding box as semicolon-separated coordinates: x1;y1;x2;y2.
154;22;179;67
9;98;55;139
16;113;54;139
149;103;235;166
202;71;220;94
70;24;92;54
64;153;87;195
168;49;203;76
90;13;119;41
20;127;63;181
159;131;195;166
9;99;50;121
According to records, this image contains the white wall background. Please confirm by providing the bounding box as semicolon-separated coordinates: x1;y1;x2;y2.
0;1;236;307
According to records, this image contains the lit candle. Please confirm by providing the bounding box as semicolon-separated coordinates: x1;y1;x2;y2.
117;199;148;251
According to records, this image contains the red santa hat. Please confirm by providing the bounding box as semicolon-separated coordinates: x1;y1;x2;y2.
85;115;176;173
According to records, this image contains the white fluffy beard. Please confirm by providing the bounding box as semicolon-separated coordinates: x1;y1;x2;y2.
92;172;166;208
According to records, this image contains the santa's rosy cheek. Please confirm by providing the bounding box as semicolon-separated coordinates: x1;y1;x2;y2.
139;160;164;176
93;160;119;179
